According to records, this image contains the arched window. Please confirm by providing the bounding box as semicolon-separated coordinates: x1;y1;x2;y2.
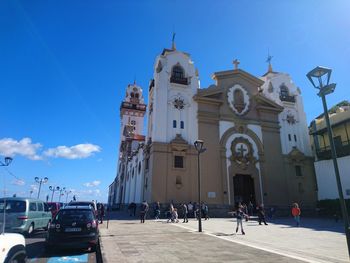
279;85;295;102
131;92;135;98
171;65;188;85
280;85;289;97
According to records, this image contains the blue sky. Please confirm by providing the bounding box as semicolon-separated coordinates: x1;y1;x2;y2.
0;0;349;202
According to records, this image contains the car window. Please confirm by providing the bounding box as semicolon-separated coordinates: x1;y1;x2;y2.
55;210;94;222
37;202;43;211
0;200;26;213
44;203;50;212
29;202;37;211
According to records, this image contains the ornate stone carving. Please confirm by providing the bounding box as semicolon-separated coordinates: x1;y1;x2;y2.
227;84;250;116
230;137;257;169
173;98;185;109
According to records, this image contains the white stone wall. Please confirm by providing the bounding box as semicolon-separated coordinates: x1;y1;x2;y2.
151;50;199;144
260;72;312;156
314;156;350;200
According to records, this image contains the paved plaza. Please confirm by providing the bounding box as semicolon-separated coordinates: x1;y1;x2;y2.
99;212;348;263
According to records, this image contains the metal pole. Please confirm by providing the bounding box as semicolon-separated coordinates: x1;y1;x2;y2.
51;189;55;202
37;181;42;199
321;93;350;257
198;152;202;232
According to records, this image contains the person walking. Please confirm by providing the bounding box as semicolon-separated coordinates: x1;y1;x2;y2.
257;204;268;225
291;203;301;227
182;203;188;223
140;201;149;223
187;202;193;218
234;205;247;235
202;203;209;220
154;201;161;220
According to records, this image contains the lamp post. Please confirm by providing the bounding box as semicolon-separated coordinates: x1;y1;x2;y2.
58;187;66;202
0;157;12;167
49;186;60;202
194;140;206;232
307;66;350;257
65;190;72;204
34;177;48;199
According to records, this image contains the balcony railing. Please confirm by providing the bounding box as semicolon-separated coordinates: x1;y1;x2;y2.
170;76;188;85
316;140;350;160
121;102;146;111
280;94;296;103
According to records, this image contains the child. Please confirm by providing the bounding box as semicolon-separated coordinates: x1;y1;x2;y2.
235;205;247;235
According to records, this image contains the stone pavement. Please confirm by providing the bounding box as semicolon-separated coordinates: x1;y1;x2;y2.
99;212;348;263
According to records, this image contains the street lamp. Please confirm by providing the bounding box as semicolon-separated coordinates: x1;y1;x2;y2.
34;177;48;199
58;187;66;202
194;139;206;232
307;66;350;257
49;186;60;202
0;157;12;166
65;190;72;204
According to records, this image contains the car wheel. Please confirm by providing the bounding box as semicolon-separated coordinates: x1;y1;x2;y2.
26;223;34;237
4;245;26;263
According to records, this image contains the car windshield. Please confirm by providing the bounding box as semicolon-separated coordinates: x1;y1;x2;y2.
0;200;26;213
55;209;94;222
69;202;94;209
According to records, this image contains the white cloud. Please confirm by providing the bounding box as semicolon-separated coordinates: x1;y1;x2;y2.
0;137;42;160
44;144;101;159
12;179;25;186
30;184;38;191
83;180;101;187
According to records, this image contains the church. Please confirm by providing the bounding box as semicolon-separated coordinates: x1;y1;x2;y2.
108;42;317;212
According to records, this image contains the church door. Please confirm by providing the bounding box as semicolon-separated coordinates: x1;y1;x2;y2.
233;174;255;206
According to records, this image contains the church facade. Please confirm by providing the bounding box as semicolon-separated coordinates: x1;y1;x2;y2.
108;44;317;211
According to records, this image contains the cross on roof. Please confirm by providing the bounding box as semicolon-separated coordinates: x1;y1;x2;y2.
233;59;240;70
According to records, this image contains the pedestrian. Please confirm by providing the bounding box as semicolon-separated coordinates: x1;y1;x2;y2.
154;201;161;220
167;203;175;223
128;202;136;216
182;203;188;223
97;203;105;223
248;201;254;216
234;205;247;235
242;203;249;221
187;202;194;218
257;204;268;225
173;208;179;223
291;202;301;227
140;201;149;223
202;203;209;220
193;202;198;219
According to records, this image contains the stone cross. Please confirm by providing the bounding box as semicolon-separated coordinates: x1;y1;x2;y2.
233;59;240;70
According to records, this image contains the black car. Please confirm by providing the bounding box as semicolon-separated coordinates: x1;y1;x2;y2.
46;206;99;251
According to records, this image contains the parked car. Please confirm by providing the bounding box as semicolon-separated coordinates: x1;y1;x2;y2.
0;197;52;236
46;206;99;251
68;201;97;215
47;202;62;218
0;233;27;263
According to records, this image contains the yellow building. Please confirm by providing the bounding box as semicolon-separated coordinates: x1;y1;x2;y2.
309;101;350;200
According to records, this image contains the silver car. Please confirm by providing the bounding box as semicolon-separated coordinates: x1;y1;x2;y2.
0;197;52;236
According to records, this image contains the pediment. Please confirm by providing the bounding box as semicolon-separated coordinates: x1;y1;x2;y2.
212;69;265;87
254;93;283;113
170;134;188;151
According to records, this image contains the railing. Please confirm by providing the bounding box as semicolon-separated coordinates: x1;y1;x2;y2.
280;94;296;103
316;140;350;160
121;102;146;111
170;76;188;85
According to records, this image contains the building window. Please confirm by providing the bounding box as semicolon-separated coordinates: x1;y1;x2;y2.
180;121;184;129
173;120;177;128
170;65;188;85
288;134;291;141
280;85;289;97
294;135;297;142
145;158;149;170
138;162;141;174
174;156;184;168
295;165;302;176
